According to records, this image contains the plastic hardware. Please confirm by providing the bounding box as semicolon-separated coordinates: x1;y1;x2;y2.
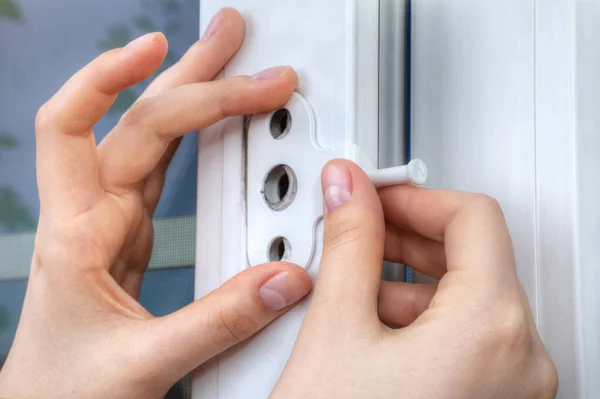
368;159;428;187
246;93;427;268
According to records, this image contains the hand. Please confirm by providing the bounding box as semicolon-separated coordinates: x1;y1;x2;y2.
271;160;558;399
0;8;311;399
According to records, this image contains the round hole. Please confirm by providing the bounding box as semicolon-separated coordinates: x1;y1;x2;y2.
270;108;292;139
268;237;291;262
263;164;297;211
278;172;290;200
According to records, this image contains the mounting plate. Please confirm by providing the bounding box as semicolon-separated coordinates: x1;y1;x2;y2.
246;93;377;268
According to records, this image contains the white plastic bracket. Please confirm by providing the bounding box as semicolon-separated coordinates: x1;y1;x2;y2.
247;93;427;268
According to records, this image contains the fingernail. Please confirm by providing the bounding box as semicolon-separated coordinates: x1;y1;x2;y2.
259;272;309;312
202;10;224;40
251;66;291;81
125;32;157;49
323;163;352;213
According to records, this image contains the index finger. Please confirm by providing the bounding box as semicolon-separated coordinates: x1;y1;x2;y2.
378;186;516;279
98;67;298;192
36;33;167;216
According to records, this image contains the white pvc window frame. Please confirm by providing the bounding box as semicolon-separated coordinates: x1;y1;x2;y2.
412;0;599;396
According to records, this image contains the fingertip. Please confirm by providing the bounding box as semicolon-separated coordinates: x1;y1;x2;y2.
127;37;167;85
202;7;245;44
276;67;299;100
147;33;169;70
257;261;313;292
243;66;298;111
321;159;352;183
322;159;372;188
125;31;169;66
217;261;311;313
125;31;167;51
92;32;168;95
223;260;311;295
220;6;243;17
277;261;313;289
258;268;312;312
154;32;169;53
321;160;353;214
40;32;169;135
220;7;245;38
282;67;298;88
321;159;382;215
251;65;296;84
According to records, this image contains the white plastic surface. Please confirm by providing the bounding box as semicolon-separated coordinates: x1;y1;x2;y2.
412;1;600;397
194;1;383;397
196;1;599;398
247;94;346;268
574;1;600;394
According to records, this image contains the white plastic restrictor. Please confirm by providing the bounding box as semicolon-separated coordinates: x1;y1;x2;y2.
367;159;428;187
246;93;429;269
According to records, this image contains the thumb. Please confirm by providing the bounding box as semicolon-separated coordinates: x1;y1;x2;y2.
145;262;311;380
312;159;385;323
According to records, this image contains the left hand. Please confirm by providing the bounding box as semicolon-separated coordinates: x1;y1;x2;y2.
0;8;311;399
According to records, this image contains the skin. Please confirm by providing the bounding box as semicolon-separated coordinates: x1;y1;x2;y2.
270;161;558;399
0;7;558;399
0;8;311;399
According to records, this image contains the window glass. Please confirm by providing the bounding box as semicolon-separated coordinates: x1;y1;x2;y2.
0;0;200;232
0;1;199;396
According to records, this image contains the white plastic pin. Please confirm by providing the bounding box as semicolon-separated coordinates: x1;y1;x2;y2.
367;159;428;187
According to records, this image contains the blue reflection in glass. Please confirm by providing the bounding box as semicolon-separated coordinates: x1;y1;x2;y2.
0;0;200;234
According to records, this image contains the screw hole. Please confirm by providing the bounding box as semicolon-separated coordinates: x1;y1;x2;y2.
263;164;297;211
269;237;291;262
278;172;290;200
270;108;292;139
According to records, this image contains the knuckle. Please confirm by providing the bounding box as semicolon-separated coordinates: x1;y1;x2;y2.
121;348;170;394
188;38;210;57
324;211;380;251
207;305;259;347
480;302;532;354
217;77;248;118
35;103;53;133
470;193;504;215
119;99;153;131
536;354;559;398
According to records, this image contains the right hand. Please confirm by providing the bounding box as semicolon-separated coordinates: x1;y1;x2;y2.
271;160;558;399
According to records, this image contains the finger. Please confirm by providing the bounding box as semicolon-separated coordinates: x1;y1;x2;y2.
36;33;167;215
384;223;447;280
98;67;297;192
143;262;311;380
140;8;245;99
379;186;516;280
141;137;182;214
311;160;385;324
379;186;467;243
378;281;437;327
140;9;245;212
